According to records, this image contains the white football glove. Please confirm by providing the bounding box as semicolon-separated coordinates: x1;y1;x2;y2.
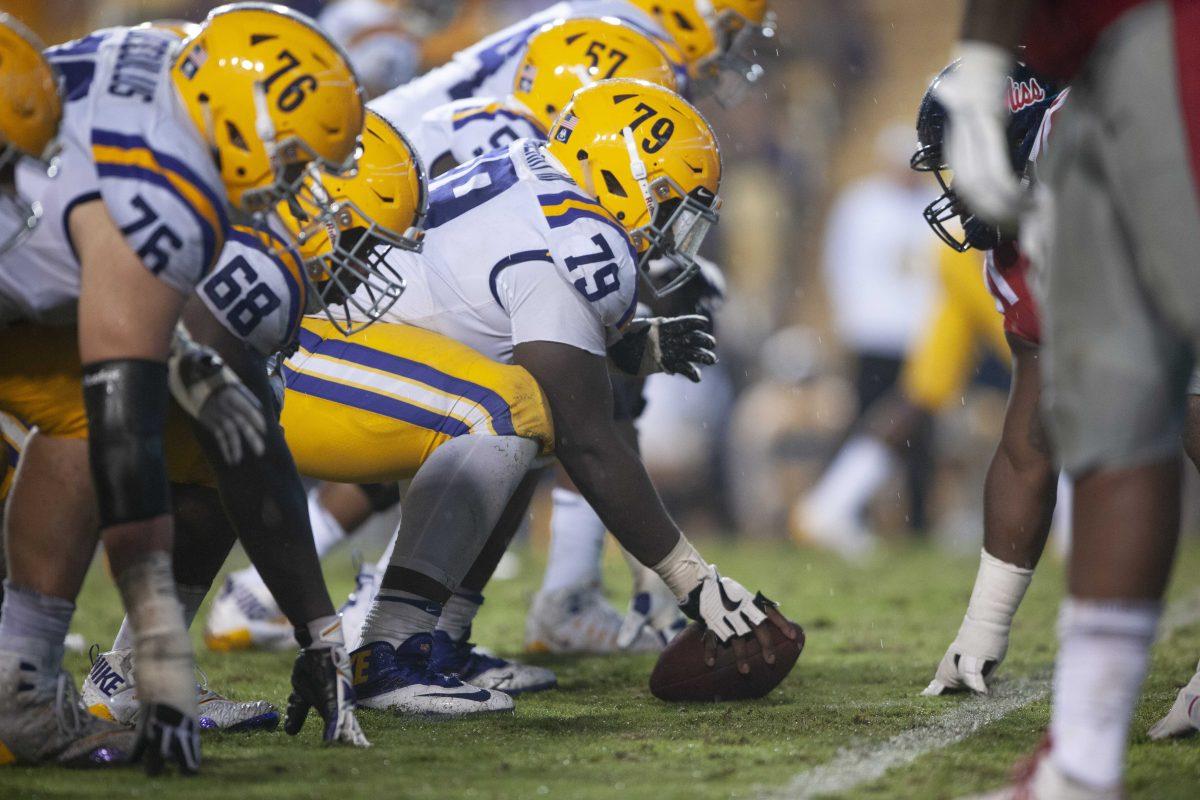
922;625;1009;696
933;41;1024;227
680;565;768;643
168;326;266;466
1148;661;1200;740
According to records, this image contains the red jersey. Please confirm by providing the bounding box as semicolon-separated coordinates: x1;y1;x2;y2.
984;243;1040;344
1023;0;1150;78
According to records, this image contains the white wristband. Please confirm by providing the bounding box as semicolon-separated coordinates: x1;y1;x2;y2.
652;536;710;601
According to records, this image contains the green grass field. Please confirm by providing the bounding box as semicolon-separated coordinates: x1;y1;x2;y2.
4;537;1199;799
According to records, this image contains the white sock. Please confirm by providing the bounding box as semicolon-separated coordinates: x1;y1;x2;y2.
436;590;484;641
0;581;73;669
115;552;197;715
308;487;348;559
299;614;344;650
112;583;209;652
804;435;896;524
540;488;605;593
1050;598;1159;790
953;549;1034;658
361;591;441;648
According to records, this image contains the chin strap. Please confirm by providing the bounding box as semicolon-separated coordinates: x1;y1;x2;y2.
622;126;654;212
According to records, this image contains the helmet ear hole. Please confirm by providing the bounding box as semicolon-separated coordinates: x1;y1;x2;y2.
601;170;627;198
225;121;250;152
672;12;697;32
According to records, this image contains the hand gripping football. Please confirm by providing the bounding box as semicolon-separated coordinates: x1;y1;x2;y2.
649;616;805;702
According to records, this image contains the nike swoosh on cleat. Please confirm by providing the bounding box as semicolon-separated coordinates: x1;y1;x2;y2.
417;689;492;702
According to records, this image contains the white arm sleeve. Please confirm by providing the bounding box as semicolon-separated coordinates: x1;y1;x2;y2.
496;258;608;356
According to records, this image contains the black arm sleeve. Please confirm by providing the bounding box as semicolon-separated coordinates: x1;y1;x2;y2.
181;300;335;627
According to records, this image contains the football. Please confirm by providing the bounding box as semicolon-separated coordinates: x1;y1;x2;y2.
649;619;806;702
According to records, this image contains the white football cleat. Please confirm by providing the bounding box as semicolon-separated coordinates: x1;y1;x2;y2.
350;637;514;716
618;588;685;652
430;630;556;695
82;648;279;732
965;738;1123;800
338;561;383;652
1148;660;1200;740
204;569;296;652
0;650;136;767
789;500;875;561
525;584;662;654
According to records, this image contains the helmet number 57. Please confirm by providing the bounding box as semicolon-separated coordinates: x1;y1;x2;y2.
585;41;628;79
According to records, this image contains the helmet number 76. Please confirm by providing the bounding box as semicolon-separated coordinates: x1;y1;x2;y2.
262;49;317;112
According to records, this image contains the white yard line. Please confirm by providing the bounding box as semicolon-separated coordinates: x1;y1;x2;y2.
767;593;1200;800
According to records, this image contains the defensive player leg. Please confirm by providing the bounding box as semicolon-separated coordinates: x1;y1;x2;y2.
924;333;1056;695
1037;4;1200;789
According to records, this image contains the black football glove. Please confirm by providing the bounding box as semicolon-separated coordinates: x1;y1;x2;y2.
608;315;717;383
284;646;370;747
133;702;201;776
168;325;266;465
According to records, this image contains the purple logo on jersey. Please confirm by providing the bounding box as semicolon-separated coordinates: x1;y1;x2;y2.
1007;77;1046;113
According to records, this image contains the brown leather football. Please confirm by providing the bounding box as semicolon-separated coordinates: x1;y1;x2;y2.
649;619;805;702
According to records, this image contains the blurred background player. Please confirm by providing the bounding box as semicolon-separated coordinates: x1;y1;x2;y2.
791;230;1006;557
814;123;940;537
318;0;466;98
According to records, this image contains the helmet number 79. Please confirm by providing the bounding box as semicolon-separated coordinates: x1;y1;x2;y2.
262;49;317;112
584;41;629;79
628;103;675;154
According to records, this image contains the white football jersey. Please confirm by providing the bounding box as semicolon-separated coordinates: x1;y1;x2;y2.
352;138;639;364
403;97;545;175
369;0;669;132
0;26;229;325
196;226;309;356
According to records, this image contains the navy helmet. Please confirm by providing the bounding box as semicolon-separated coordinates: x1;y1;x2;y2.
911;61;1060;251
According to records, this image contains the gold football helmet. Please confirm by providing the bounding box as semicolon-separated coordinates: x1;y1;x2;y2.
546;79;720;296
278;109;427;334
512;17;680;133
627;0;775;105
0;13;62;256
171;3;365;216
